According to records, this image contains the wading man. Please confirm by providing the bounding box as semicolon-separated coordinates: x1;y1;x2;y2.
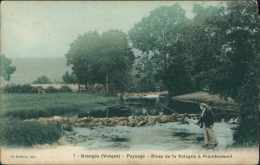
197;103;216;148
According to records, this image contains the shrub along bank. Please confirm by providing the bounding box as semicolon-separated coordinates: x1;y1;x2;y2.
2;84;74;94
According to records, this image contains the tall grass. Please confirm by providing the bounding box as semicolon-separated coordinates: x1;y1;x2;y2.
1;117;61;147
1;93;118;120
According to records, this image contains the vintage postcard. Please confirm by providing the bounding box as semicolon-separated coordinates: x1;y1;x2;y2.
1;1;259;164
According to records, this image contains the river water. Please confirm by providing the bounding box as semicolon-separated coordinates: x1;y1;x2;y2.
62;96;238;151
63;97;203;118
64;121;238;151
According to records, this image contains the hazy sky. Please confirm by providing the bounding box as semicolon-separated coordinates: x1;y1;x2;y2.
2;1;223;59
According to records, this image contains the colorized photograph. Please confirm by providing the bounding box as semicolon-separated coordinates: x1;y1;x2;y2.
1;1;259;164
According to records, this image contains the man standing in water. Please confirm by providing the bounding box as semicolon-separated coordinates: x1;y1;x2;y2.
197;103;216;148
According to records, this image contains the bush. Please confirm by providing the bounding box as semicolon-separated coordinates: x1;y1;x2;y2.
2;84;38;94
2;84;19;94
20;84;38;93
1;117;61;147
58;86;73;93
45;86;58;93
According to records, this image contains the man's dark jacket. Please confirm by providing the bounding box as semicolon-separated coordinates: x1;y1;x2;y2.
198;107;214;128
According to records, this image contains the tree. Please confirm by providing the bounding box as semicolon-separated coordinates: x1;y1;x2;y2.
61;71;76;84
192;4;225;20
166;41;195;96
176;4;225;90
177;14;217;90
204;1;259;145
99;30;135;91
169;2;259;145
32;76;51;84
66;30;135;92
67;32;102;91
1;55;16;81
181;2;259;146
129;4;188;89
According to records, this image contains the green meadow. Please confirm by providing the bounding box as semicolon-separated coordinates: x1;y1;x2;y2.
1;93;118;120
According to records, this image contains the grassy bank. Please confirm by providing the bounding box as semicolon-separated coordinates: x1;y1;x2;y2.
1;93;118;120
1;117;61;147
1;93;118;148
172;91;237;111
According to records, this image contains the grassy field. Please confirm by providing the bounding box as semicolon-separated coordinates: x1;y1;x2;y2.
1;93;118;120
1;93;118;147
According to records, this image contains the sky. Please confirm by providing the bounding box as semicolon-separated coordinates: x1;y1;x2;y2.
2;1;224;59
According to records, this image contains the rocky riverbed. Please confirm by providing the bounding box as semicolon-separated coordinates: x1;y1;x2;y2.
33;113;240;128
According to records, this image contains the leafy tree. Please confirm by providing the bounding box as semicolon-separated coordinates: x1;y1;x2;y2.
61;71;76;84
192;4;225;20
169;4;225;90
180;2;259;146
129;4;188;89
198;2;260;98
66;30;135;92
99;30;135;91
32;76;51;84
205;1;259;146
166;42;195;96
67;32;102;91
168;2;259;145
1;55;16;81
177;12;226;90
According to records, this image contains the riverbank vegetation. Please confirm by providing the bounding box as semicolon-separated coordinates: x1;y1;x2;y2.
1;93;117;147
2;84;74;94
128;2;259;147
1;93;118;120
1;117;61;147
